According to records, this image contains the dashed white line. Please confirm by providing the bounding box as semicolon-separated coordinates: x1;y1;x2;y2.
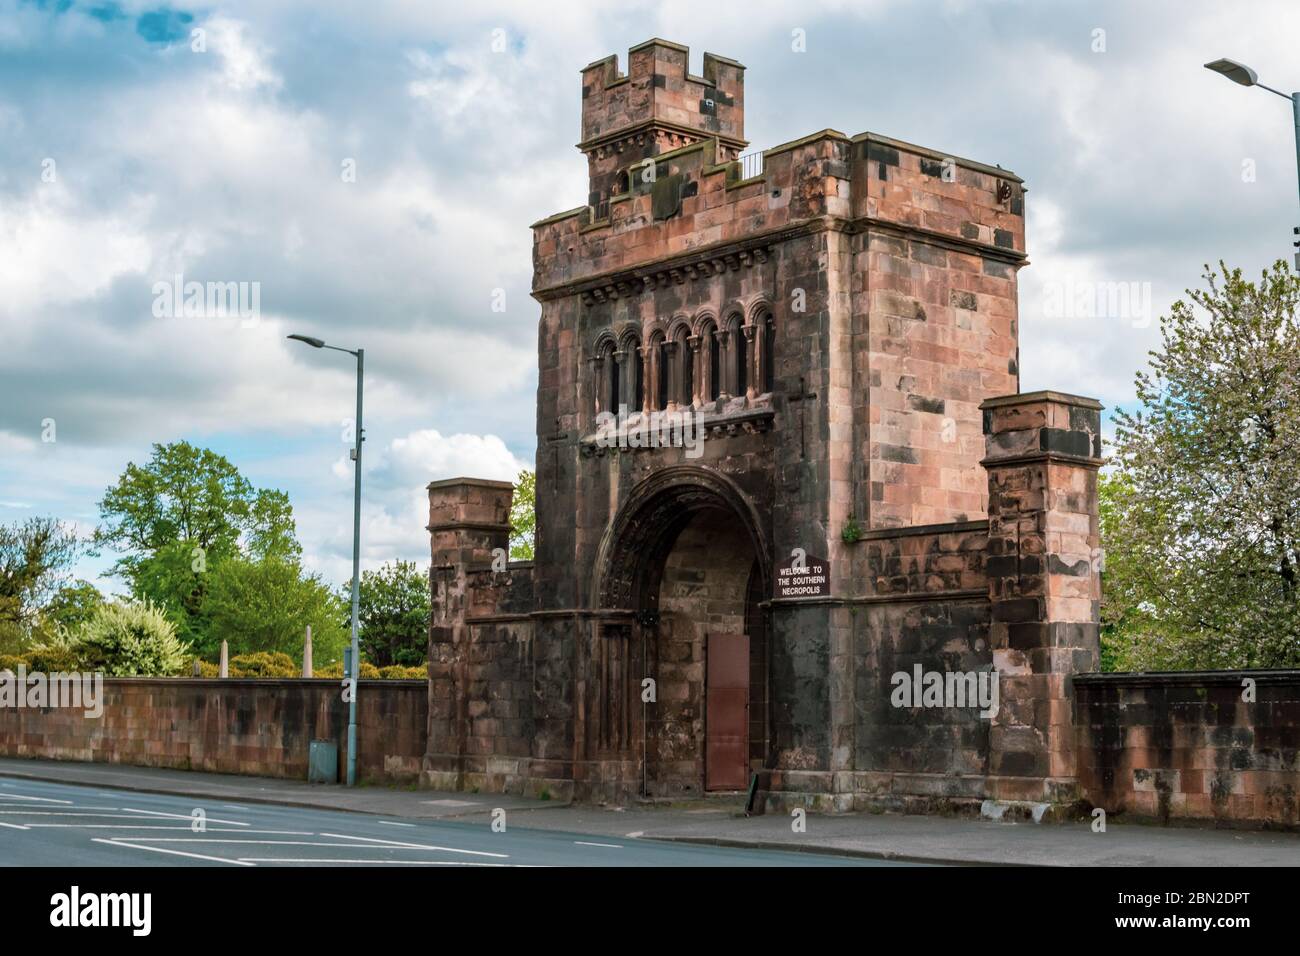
574;841;623;848
0;821;30;830
378;821;416;828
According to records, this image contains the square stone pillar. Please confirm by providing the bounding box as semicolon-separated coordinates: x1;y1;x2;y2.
980;391;1103;806
423;478;514;789
427;477;514;570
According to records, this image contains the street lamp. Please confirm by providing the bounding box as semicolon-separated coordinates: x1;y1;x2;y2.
288;332;364;787
1205;58;1300;266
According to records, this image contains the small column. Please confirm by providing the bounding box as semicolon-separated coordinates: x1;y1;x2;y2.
980;391;1103;806
743;322;757;400
613;348;629;413
219;640;229;678
687;335;702;407
663;339;678;411
303;625;313;678
714;327;731;400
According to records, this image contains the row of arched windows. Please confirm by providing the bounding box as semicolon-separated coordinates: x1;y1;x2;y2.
593;311;775;417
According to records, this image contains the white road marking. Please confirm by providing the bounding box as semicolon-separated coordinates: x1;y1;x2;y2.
121;807;250;826
27;824;207;830
574;841;623;848
236;858;515;866
320;832;508;858
92;838;255;866
0;811;140;818
221;805;248;811
0;821;30;830
625;831;644;838
27;824;312;832
96;839;491;850
420;799;479;807
0;794;72;804
378;821;415;828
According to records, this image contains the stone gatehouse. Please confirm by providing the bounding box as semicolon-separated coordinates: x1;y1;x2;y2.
423;38;1105;814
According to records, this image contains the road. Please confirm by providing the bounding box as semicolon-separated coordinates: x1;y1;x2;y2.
0;777;907;867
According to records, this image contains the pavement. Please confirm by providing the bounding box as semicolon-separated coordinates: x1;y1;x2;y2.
2;757;1298;866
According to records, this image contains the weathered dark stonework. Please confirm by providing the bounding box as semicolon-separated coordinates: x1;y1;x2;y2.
1075;671;1300;828
424;39;1105;815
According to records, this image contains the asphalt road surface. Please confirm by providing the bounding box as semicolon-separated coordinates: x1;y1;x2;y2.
0;777;909;867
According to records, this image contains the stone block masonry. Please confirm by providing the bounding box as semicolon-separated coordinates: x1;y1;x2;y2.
0;679;428;784
1075;671;1300;827
422;38;1300;825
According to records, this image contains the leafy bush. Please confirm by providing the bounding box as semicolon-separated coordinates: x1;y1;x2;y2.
183;657;416;679
25;643;81;673
75;600;190;676
228;651;298;677
303;660;378;678
378;664;426;679
0;621;30;656
0;653;29;672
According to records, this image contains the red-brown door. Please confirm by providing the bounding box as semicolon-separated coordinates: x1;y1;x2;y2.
705;632;749;790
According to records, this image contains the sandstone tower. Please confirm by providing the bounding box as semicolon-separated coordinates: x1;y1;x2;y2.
425;39;1103;814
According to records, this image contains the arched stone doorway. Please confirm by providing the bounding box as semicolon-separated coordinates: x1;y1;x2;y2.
594;467;770;797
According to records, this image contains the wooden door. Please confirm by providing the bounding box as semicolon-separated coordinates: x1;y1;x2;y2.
705;632;749;790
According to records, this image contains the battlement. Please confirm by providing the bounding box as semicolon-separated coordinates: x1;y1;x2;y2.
580;39;745;146
531;128;1026;298
579;39;746;210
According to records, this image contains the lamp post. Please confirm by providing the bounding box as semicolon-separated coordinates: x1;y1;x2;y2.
1204;58;1300;267
288;333;364;787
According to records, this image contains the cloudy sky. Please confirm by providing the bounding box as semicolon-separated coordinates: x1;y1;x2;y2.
2;0;1297;592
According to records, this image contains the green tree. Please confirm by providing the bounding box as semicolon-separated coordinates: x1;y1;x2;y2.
1104;261;1300;669
0;517;79;651
92;441;302;645
1098;472;1155;671
206;555;347;665
128;539;214;650
94;441;300;566
509;468;535;560
41;580;107;634
345;560;430;667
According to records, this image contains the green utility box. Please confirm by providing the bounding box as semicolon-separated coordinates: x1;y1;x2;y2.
308;739;338;784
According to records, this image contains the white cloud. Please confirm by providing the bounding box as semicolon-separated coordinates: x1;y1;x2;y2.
4;0;1300;590
205;15;282;93
302;427;526;582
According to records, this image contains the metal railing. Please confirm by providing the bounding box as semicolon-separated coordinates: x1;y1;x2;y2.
737;149;765;180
